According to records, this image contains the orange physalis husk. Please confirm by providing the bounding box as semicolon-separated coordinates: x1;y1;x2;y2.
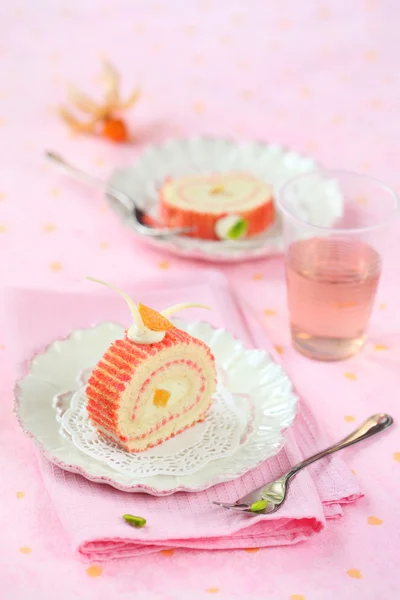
153;389;171;407
59;61;139;144
138;303;175;331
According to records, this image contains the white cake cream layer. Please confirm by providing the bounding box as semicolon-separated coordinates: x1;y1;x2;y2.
161;173;273;214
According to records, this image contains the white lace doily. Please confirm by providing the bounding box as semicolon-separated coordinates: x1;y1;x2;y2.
61;380;248;478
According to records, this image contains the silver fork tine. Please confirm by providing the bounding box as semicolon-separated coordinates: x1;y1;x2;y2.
212;501;250;511
213;414;393;515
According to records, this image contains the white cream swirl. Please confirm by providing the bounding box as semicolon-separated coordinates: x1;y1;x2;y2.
215;214;247;240
127;326;165;345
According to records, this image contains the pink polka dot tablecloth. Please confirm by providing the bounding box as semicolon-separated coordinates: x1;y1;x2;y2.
1;1;400;599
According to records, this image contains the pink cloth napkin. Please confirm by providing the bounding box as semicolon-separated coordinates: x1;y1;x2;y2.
7;270;361;561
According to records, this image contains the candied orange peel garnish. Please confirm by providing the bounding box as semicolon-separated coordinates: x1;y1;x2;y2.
138;303;175;331
210;185;225;195
153;389;171;407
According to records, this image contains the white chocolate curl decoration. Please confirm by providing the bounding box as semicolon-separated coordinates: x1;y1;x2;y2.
86;277;210;344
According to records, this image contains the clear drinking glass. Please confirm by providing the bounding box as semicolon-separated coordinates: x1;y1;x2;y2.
278;170;398;361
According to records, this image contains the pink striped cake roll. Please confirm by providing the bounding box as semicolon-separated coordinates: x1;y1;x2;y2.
85;277;217;452
160;172;275;240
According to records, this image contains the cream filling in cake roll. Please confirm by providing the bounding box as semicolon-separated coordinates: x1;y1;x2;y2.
161;172;272;213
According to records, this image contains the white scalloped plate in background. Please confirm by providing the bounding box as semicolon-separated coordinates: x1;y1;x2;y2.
108;137;342;262
14;320;298;495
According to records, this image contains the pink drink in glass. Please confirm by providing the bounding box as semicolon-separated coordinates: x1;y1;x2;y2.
286;237;381;360
278;170;397;360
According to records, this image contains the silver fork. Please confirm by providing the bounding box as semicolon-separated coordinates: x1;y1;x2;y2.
213;413;393;514
45;151;195;239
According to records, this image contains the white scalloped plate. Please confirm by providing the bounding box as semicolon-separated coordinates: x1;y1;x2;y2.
108;137;342;262
14;321;298;495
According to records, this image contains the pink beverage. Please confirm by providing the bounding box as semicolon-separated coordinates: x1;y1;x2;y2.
286;237;381;360
279;170;397;360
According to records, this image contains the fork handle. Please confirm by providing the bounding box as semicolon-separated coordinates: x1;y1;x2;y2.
285;413;393;480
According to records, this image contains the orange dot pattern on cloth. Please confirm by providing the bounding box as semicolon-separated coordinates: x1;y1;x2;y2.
344;372;357;380
374;344;388;351
347;569;362;579
50;261;62;271
86;565;102;577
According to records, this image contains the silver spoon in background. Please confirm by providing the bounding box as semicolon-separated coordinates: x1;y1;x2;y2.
214;413;393;515
45;151;195;239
